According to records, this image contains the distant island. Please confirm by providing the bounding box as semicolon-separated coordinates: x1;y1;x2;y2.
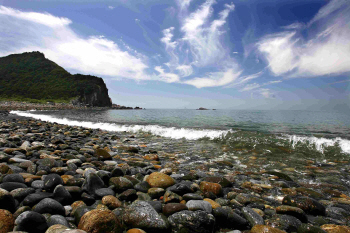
196;107;216;110
0;51;141;110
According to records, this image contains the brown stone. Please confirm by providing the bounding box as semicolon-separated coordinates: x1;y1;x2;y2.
78;209;122;233
203;198;221;209
95;148;112;160
163;203;188;216
146;172;175;189
126;229;147;233
102;195;122;209
0;164;13;174
61;175;74;184
251;225;287;233
143;154;159;161
199;181;223;196
0;209;15;233
45;224;70;233
321;224;350;233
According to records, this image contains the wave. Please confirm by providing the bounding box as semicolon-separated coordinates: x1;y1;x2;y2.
287;135;350;154
10;111;230;140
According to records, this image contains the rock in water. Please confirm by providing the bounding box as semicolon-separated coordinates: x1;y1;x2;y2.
123;201;169;232
146;172;175;189
78;209;122;233
168;210;215;233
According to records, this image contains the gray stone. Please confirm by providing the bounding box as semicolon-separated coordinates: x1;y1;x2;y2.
242;207;264;226
33;198;66;215
47;214;70;227
15;211;48;233
168;210;215;233
0;187;16;213
186;200;212;213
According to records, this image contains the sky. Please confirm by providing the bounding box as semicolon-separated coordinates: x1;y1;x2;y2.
0;0;349;110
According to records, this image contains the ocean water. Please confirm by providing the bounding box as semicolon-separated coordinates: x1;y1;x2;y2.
11;109;350;156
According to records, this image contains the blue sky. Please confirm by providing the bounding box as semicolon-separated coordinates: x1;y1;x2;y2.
0;0;349;110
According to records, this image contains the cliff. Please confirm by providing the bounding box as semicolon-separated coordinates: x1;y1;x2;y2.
0;51;112;107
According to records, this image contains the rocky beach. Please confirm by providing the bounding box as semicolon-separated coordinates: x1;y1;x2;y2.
0;112;350;233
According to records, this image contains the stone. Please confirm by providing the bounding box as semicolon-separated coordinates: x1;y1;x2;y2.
0;209;15;233
276;205;308;223
10;187;35;201
102;195;122;209
0;181;27;191
109;177;133;192
44;224;71;233
163;190;182;203
23;192;54;207
95;148;112;160
186;200;213;213
283;196;326;216
15;211;48;233
53;184;72;205
146;172;175;189
3;173;25;183
118;189;138;202
44;173;64;191
242;207;265;226
0;188;16;213
82;173;105;195
168;210;215;233
123;201;169;232
199;181;223;196
162;203;188;216
126;229;147;233
320;224;350;233
95;188;115;198
167;182;193;196
33;198;66;215
251;225;287;233
205;176;231;188
213;207;249;230
78;209;122;233
48;215;70;227
297;223;327;233
183;193;204;201
134;181;151;193
148;187;165;199
31;180;45;189
204;198;221;209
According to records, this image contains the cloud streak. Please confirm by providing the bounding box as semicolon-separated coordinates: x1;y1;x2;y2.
257;0;350;78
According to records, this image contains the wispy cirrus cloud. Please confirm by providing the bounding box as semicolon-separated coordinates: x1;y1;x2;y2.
257;0;350;78
0;6;150;80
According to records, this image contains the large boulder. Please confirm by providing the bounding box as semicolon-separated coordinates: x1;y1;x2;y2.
168;210;215;233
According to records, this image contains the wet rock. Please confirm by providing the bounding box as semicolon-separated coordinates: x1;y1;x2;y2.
33;198;66;215
94;148;112;160
123;201;169;232
135;181;151;193
109;177;133;192
268;214;303;232
78;209;122;233
0;187;16;213
320;224;350;233
276;205;308;223
266;171;294;181
162;203;188;216
283;196;326;216
167;182;193;195
199;181;223;196
148;187;165;199
82;173;105;195
146;201;163;213
0;209;15;233
146;172;175;189
31;180;45;189
204;198;221;209
23;192;54;207
73;206;94;225
3;173;25;183
186;200;213;213
53;184;72;205
10;187;35;201
0;181;27;191
205;176;231;188
126;229;147;233
44;224;71;233
164;190;182;203
242;207;264;226
183;193;203;201
297;223;327;233
15;211;48;233
118;189;138;202
43;173;64;191
48;215;70;227
325;207;348;221
213;207;249;230
102;195;122;209
251;225;287;233
95;187;115;198
168;210;215;233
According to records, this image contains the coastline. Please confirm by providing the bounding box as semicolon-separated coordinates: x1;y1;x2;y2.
0;112;350;232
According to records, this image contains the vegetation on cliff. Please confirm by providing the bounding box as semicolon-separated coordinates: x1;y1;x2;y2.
0;52;112;107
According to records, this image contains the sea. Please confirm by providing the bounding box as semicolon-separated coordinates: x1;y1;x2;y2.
11;109;350;159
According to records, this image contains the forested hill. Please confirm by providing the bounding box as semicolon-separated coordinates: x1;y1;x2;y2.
0;52;112;107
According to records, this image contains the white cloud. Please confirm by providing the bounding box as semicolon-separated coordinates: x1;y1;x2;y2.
176;65;193;77
177;0;193;11
241;83;260;92
154;66;180;83
0;6;150;81
184;68;242;88
260;88;274;98
257;0;350;77
108;6;115;10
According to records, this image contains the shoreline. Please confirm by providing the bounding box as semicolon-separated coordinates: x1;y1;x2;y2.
0;115;350;232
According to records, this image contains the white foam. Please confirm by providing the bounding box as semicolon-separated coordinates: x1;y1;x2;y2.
10;111;229;140
288;135;350;154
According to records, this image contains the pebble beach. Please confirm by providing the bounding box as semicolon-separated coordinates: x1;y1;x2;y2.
1;111;350;233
